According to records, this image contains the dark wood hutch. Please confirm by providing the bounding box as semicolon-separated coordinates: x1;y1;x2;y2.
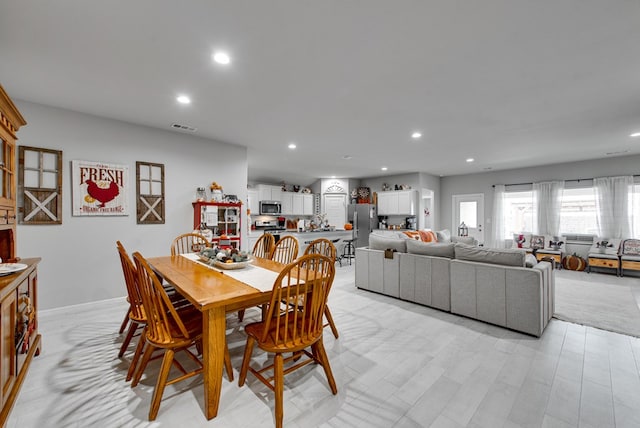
0;84;41;425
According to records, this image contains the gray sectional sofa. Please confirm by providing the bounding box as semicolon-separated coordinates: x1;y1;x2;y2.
355;233;555;337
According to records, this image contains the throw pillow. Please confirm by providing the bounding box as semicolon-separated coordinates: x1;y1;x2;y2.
401;231;421;241
435;229;452;243
530;235;545;250
452;236;478;246
546;235;565;251
512;233;530;249
418;230;438;242
525;253;538;268
369;233;407;253
622;239;640;256
406;240;455;258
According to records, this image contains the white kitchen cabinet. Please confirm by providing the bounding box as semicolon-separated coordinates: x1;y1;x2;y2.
257;184;282;202
281;193;310;215
302;194;314;215
247;189;259;216
377;190;417;215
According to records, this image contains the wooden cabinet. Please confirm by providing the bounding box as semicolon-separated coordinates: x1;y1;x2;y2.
0;85;25;262
257;184;281;202
193;201;242;248
0;259;40;425
377;190;417;215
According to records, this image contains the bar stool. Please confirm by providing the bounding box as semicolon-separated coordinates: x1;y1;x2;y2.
340;238;356;265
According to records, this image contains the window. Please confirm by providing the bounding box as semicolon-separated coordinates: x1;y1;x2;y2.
503;190;533;239
559;187;598;235
633;184;640;238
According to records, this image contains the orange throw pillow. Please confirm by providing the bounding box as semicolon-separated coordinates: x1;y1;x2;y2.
402;231;421;240
418;230;438;242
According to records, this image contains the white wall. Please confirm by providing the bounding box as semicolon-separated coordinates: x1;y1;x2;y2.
440;155;640;246
15;101;247;310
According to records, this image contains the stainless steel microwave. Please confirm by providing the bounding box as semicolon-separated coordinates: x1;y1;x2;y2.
259;200;282;215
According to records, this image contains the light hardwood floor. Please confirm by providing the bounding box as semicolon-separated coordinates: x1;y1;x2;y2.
8;264;640;427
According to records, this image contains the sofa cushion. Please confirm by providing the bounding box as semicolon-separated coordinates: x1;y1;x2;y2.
406;239;455;258
452;236;477;246
369;233;407;252
435;229;452;243
454;243;526;267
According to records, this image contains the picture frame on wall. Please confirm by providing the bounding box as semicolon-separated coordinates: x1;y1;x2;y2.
72;160;129;216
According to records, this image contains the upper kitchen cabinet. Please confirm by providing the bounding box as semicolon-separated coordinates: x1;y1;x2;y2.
247;189;259;216
0;85;26;261
257;184;281;202
377;190;417;215
281;193;314;216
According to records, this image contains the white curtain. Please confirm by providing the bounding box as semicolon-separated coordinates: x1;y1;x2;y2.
594;176;633;238
532;181;564;236
492;184;507;248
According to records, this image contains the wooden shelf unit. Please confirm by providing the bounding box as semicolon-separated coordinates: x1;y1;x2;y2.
192;201;242;248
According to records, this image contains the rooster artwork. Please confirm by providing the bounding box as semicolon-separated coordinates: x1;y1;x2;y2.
72;160;129;216
85;180;119;207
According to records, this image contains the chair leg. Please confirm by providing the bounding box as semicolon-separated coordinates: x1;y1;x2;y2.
237;309;245;322
126;327;146;382
224;341;234;382
238;336;255;386
118;320;137;358
118;307;131;334
149;349;174;421
312;340;337;394
324;306;339;339
132;342;155;387
274;353;284;428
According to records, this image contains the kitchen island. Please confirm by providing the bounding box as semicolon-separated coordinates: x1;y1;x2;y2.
247;229;354;258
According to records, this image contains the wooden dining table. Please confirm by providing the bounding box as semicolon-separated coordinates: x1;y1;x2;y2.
147;254;285;420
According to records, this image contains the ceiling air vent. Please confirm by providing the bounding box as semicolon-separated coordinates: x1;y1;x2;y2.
170;123;197;132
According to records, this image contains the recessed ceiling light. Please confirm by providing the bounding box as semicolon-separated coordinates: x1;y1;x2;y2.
466;158;475;163
331;176;336;179
176;95;191;104
631;132;640;137
381;167;388;171
411;132;422;139
288;143;297;149
213;51;231;65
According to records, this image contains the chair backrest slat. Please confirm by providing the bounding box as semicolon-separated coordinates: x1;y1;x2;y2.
303;238;337;262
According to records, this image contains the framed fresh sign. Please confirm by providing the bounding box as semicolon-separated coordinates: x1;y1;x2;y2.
72;160;129;216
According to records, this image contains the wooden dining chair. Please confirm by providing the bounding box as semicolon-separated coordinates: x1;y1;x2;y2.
238;233;277;322
131;251;233;420
303;238;340;338
269;235;299;264
238;253;337;428
170;232;211;256
116;241;148;382
253;233;275;258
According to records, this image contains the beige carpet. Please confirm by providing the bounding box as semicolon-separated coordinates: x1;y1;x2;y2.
553;272;640;337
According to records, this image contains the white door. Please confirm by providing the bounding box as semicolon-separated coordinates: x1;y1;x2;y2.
452;193;484;245
324;194;347;228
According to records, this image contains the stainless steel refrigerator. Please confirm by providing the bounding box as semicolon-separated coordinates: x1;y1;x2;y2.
347;204;377;248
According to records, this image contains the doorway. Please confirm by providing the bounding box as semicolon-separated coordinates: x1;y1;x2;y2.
323;194;347;229
452;193;484;245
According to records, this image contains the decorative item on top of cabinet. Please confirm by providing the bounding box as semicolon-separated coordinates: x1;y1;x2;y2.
18;146;63;225
136;161;164;224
